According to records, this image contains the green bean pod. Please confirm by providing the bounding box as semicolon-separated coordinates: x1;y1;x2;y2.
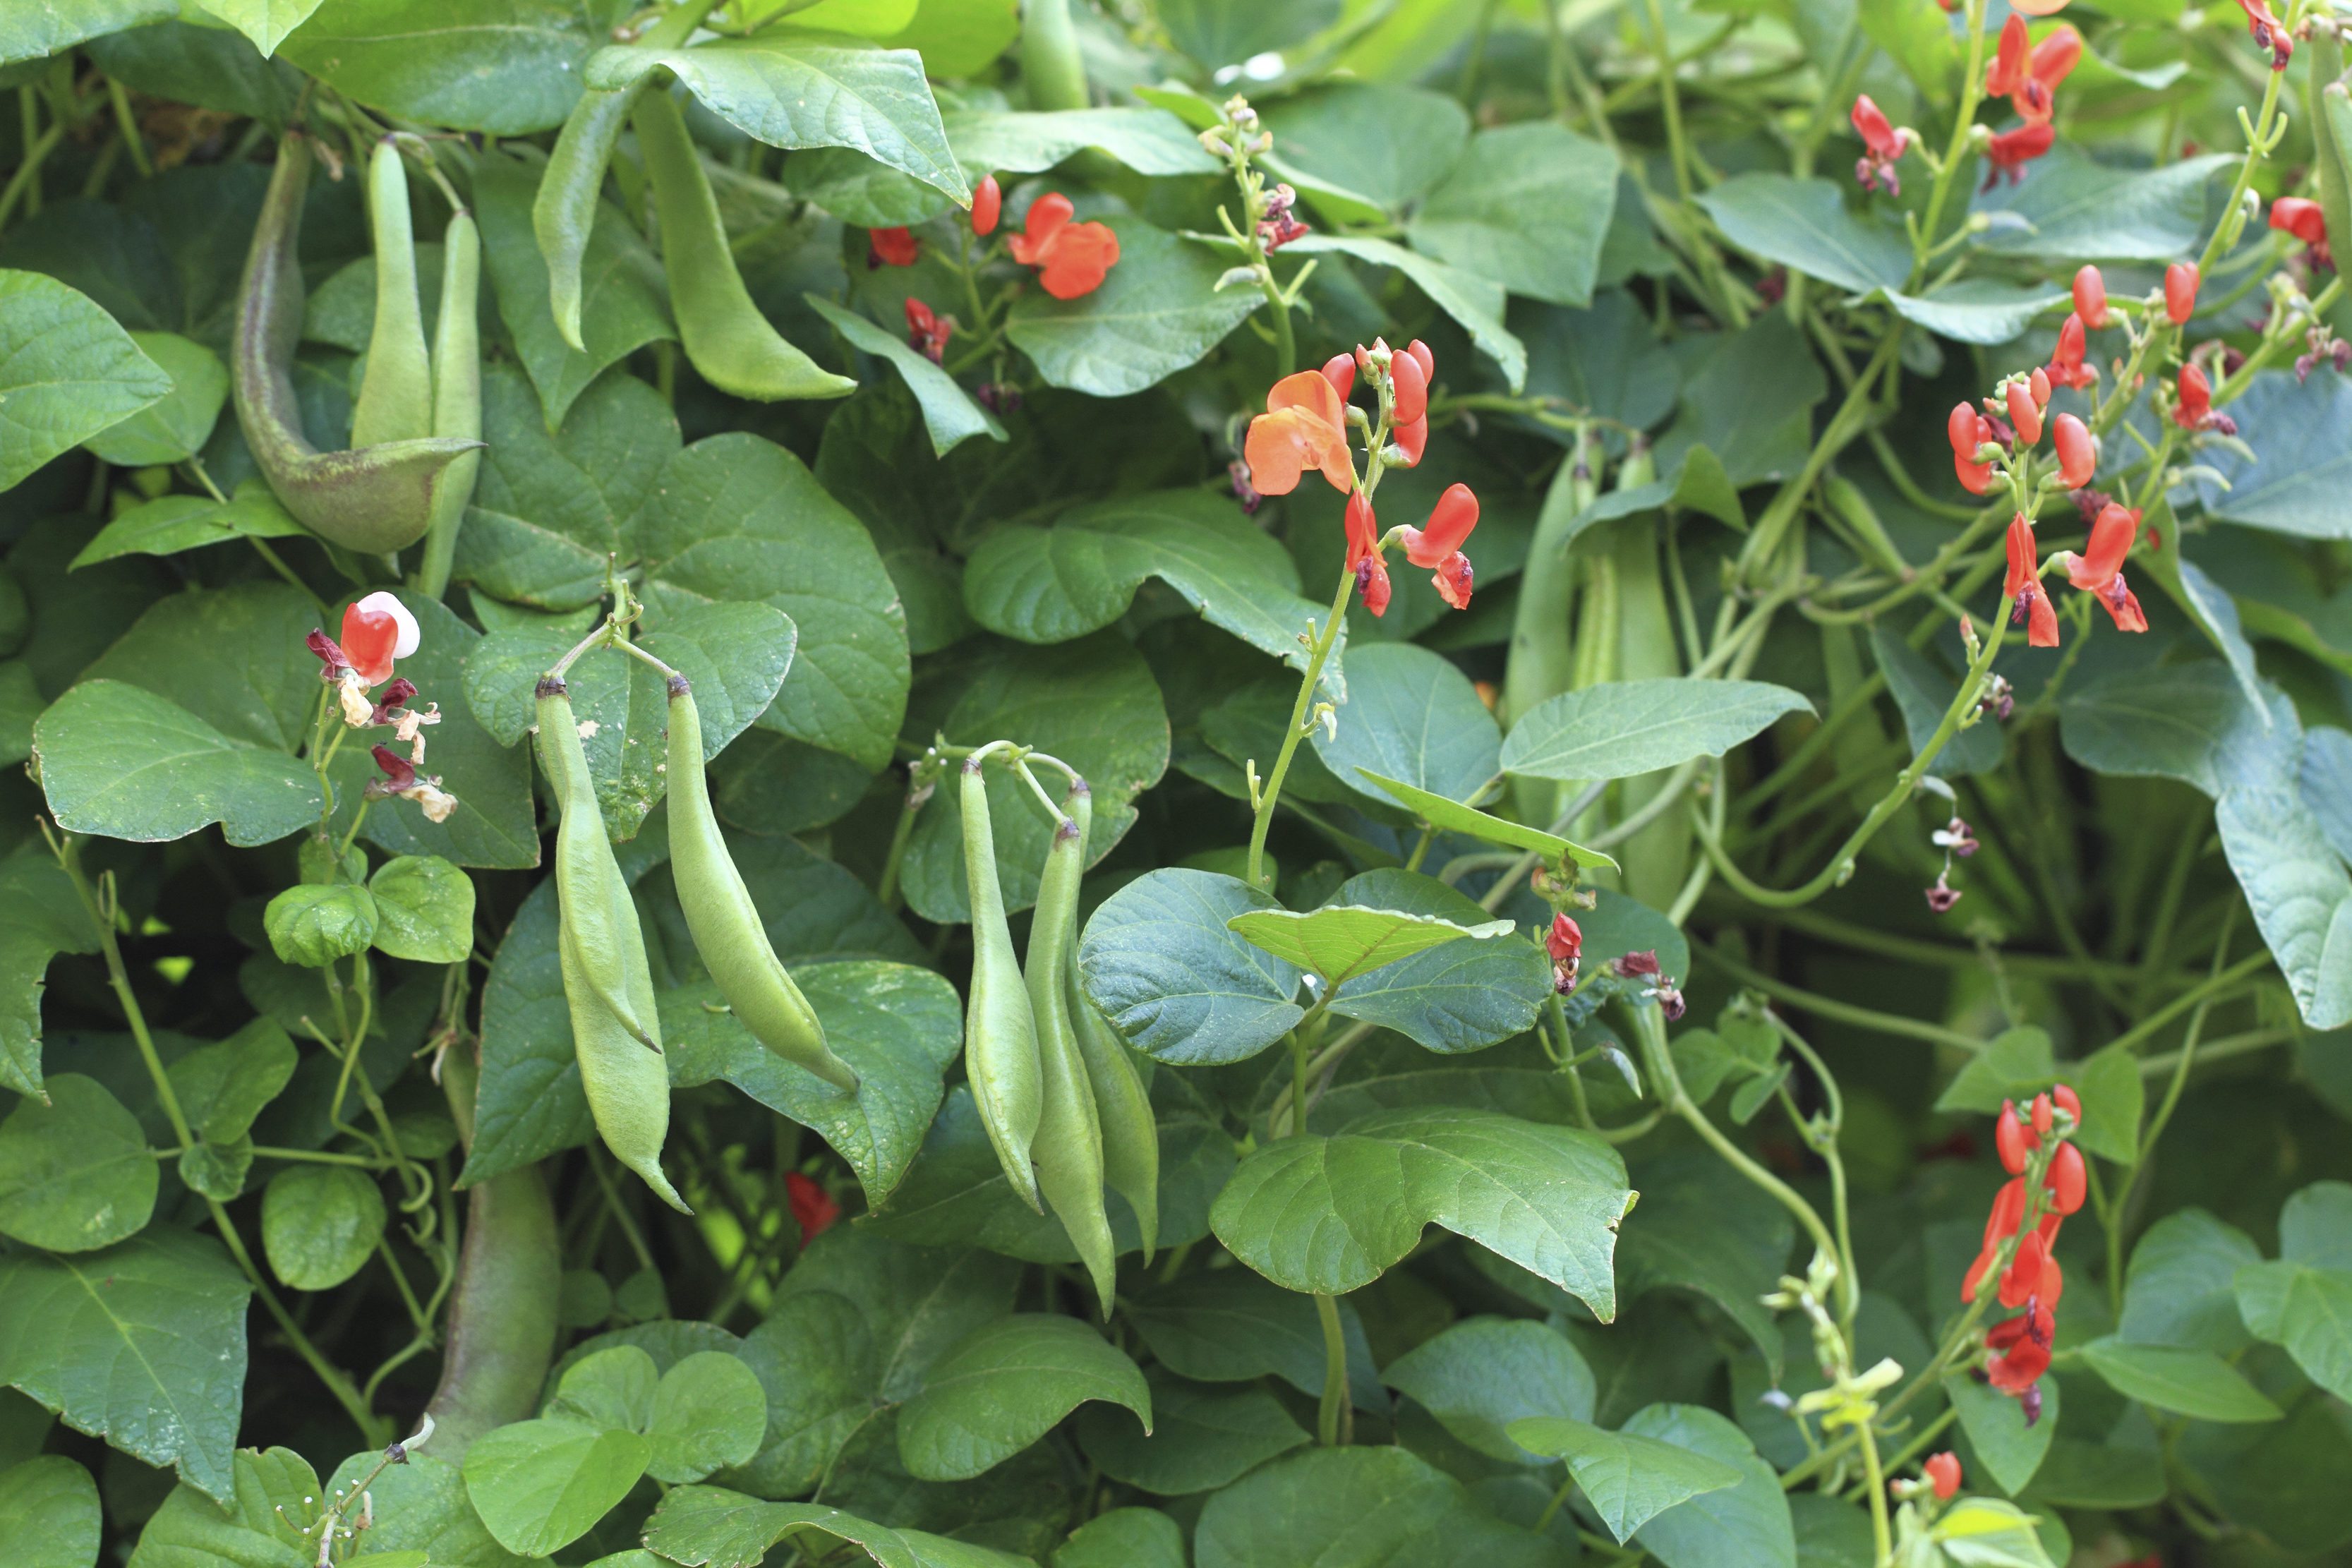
416;207;482;601
665;677;860;1094
232;133;482;554
1020;0;1090;111
2320;71;2352;278
961;755;1044;1212
351;138;433;449
537;676;691;1214
1025;789;1114;1315
426;1043;560;1464
533;83;648;353
1061;785;1159;1261
631;91;857;403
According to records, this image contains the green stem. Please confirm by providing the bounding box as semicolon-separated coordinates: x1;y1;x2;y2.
1313;1291;1350;1446
106;78;152;179
1912;0;1989;284
876;784;922;912
1639;0;1695;199
0;119;64;235
1246;568;1354;891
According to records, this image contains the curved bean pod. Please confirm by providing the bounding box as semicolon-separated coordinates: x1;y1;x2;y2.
1025;787;1114;1314
532;82;647;353
1062;785;1159;1260
631;91;856;403
961;754;1044;1212
665;677;860;1094
416;206;481;601
231;133;481;554
351;138;433;449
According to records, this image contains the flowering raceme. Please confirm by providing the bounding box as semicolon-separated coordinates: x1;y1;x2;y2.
1009;193;1119;299
308;592;457;822
1965;1087;2085;1423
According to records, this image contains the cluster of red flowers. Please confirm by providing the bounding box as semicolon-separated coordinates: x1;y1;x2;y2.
1848;96;1914;195
1243;339;1480;617
1546;912;1581;993
1962;1087;2087;1424
1982;13;2080;184
874;171;1120;365
306;593;458;824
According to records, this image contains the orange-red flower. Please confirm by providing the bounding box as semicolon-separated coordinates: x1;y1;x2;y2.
905;298;953;364
1244;371;1353;495
1985;1300;2054;1397
1322;353;1356;402
341;592;418;687
2165;262;2200;324
1950;401;1998;495
2171;363;2236;436
2052;413;2094;487
2047;312;2096;391
2073;265;2109;329
1401;483;1478;567
2058;502;2149;632
1392;415;1429;467
869;227;917;267
1924;1452;1962;1502
1851;95;1912;193
1984;122;2056;188
2004;24;2080;122
2006;514;2060;647
2271;196;2332;267
1009;193;1120;299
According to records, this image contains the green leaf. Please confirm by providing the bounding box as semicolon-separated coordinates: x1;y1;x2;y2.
1503;1413;1742;1543
2057;662;2271;797
168;1018;298;1145
548;1344;658;1433
0;1075;156;1253
35;679;320;848
1227;903;1514;986
1122;1267;1385;1412
2235;1260;2352;1404
1281;234;1526;392
126;1447;325;1568
367;856;476;964
1881;279;2070;346
191;0;324;56
645;1353;768;1483
0;1455;99;1568
663;960;961;1205
1934;1497;2058;1567
316;1452;518;1568
0;857;102;1100
1623;1404;1793;1568
1973;145;2237;262
2120;1208;2260;1352
804;295;1003;458
637;433;909;773
1934;1026;2056;1114
1652;311;1823;488
1615;1151;1795;1376
2025;1437;2166;1509
1210;1106;1630;1307
898;633;1166;922
2077;1336;2282;1422
1354;769;1616;870
69;482;307;570
720;1292;875;1500
1003;217;1260;398
2284;1181;2352;1270
1871;626;2000;778
1079;869;1304;1066
260;1164;385;1291
1406;123;1620;307
1313;643;1500;809
1261;83;1470;215
462;1418;651;1558
454;363;678;612
2174;1383;2352;1552
961;490;1341;689
2217;777;2352;1029
0;0;176;65
896;1315;1150;1482
0;270;173;490
1501;679;1812;783
588;35;963;202
281;0;613;135
1943;1370;2056;1497
263;883;379;967
471;157;675;433
1694;175;1908;295
1056;1507;1185;1568
83;332;226;466
2194;372;2352;539
177;1140;253;1204
1315;869;1554;1054
0;1229;251;1504
1193;1445;1568;1568
945;107;1219;178
642;1485;1035;1568
1073;1367;1308;1495
2061;1043;2141;1165
1384;1317;1596;1461
1156;0;1339;74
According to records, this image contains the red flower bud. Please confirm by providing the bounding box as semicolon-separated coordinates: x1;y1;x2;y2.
1948;402;1985;458
1390;348;1428;426
2006;382;2042;447
972;173;1001;236
2073;265;2109;329
1344;490;1378;570
2046;1141;2086;1215
2031;1092;2053;1135
2030;366;2051;408
2053;413;2094;488
2165;262;2199;325
1996;1101;2030;1174
1924;1451;1962;1501
1404;339;1434;382
785;1171;840;1243
1322;353;1356;403
2052;1084;2080;1122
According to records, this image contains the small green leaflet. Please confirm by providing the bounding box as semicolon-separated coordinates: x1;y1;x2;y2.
1226;903;1514;986
1504;1413;1743;1542
1353;768;1616;869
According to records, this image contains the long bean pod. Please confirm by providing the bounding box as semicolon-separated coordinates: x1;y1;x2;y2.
631;91;856;402
1061;785;1158;1260
961;753;1044;1212
416;205;481;600
232;133;481;554
533;83;648;352
351;137;433;449
538;675;690;1214
1025;786;1114;1313
665;676;860;1093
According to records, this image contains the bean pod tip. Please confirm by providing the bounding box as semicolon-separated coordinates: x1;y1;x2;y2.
668;673;690;698
536;675;567;699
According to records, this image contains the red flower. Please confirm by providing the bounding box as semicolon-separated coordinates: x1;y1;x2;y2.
1401;483;1478;567
2046;1141;2087;1214
2016;25;2080;121
2171;363;2237;436
1391;348;1428;425
1403;339;1435;382
1924;1452;1962;1502
785;1171;840;1245
905;298;954;364
1356;552;1393;617
2052;413;2094;487
2000;1230;2063;1309
1985;1300;2055;1394
2073;264;2109;329
972;173;1001;236
1244;371;1353;495
2271;196;2332;268
1431;553;1473;610
1851;95;1913;193
1984;15;2031;99
2047;312;2097;391
2165;262;2199;325
1546;913;1582;963
1392;414;1429;467
1984;123;2056;188
1009;193;1120;299
2058;502;2149;632
1344;489;1379;571
1322;352;1356;403
1950;400;1998;495
2235;0;2293;68
2006;514;2060;648
869;227;917;267
341;592;419;687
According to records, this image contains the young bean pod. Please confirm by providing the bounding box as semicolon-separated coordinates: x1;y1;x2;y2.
631;91;857;402
961;753;1044;1212
1020;0;1090;112
1061;785;1159;1260
1025;788;1115;1315
232;133;482;554
426;1043;560;1463
665;676;860;1094
538;676;691;1214
416;205;482;601
532;83;648;353
351;137;433;449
